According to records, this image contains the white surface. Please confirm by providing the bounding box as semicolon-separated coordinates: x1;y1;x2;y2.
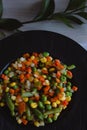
2;0;87;50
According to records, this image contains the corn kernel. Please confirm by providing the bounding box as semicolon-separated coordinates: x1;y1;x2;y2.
8;67;11;71
52;102;57;108
23;115;26;119
0;102;5;107
42;75;47;79
17;118;22;124
44;100;51;105
5;87;10;92
56;100;60;104
40;57;47;63
31;56;35;60
11;95;16;101
23;97;29;102
30;102;38;108
34;121;40;127
10;82;16;87
66;96;71;102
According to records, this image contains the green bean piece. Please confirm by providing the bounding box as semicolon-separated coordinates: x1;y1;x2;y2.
41;95;47;102
44;107;62;116
22;92;33;97
13;85;18;89
6;93;15;116
33;109;44;120
26;106;33;121
38;101;45;109
67;65;76;70
47;117;53;123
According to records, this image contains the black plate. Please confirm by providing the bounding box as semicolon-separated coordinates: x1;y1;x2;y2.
0;30;87;130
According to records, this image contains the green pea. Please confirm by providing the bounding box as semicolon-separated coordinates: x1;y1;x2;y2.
47;117;53;123
47;76;51;80
13;85;18;89
60;75;67;82
28;100;33;104
38;101;45;109
4;70;9;75
32;67;37;72
66;92;72;97
43;52;49;57
67;86;71;91
41;95;47;102
46;104;52;110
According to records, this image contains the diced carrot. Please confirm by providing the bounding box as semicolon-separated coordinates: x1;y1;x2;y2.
33;59;38;65
56;71;61;78
55;59;61;66
39;76;45;82
60;87;64;92
19;74;25;80
34;95;40;101
72;86;78;91
56;78;60;83
48;114;53;118
18;101;26;115
42;69;48;74
21;118;28;125
62;100;68;106
32;52;38;57
49;91;54;97
25;73;31;79
16;95;22;103
67;70;73;78
23;53;30;58
43;86;50;93
26;67;32;73
51;96;58;102
9;88;15;95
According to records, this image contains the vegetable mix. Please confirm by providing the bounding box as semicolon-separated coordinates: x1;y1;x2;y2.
0;52;78;127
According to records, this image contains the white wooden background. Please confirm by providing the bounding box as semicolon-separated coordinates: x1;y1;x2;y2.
2;0;87;50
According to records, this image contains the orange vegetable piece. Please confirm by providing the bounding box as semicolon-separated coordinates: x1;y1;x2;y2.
18;102;26;115
72;86;78;91
21;118;28;125
9;88;15;95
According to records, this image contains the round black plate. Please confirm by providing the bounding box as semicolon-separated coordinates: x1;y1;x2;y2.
0;30;87;130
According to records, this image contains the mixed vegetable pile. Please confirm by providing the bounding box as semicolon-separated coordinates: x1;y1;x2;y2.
0;52;78;127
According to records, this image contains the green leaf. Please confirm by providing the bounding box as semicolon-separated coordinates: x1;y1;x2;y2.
76;12;87;19
0;18;22;30
51;13;73;28
0;0;3;17
67;15;84;24
34;0;55;21
65;0;86;11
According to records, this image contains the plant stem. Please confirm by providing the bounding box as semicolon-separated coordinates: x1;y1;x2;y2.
65;6;87;14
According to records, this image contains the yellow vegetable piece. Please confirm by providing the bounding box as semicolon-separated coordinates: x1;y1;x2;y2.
30;102;38;108
52;102;57;108
40;57;47;63
44;100;51;105
23;97;29;102
10;82;16;87
34;121;40;127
